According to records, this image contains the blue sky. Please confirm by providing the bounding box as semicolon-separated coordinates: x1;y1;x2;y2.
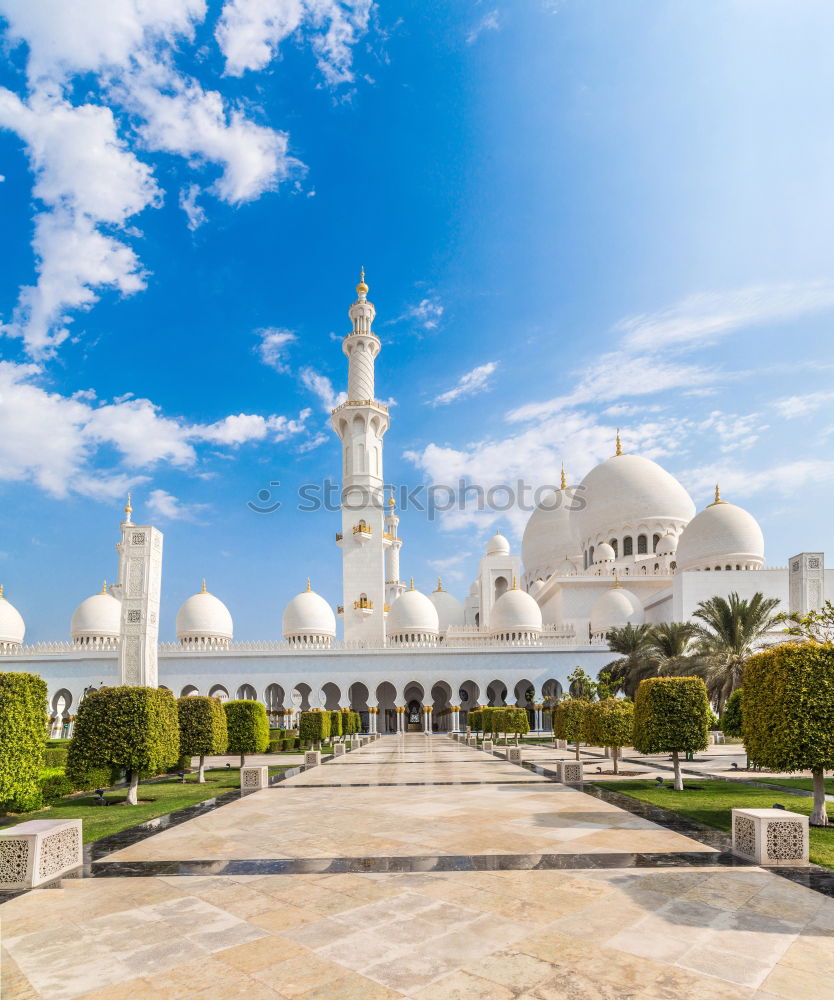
2;0;834;642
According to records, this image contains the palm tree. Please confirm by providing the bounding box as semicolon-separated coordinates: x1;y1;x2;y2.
690;592;780;712
645;621;696;675
601;623;654;699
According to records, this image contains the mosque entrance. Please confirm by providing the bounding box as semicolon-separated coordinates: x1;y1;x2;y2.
407;699;422;732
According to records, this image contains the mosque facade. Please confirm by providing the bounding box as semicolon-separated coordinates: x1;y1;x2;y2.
0;275;829;734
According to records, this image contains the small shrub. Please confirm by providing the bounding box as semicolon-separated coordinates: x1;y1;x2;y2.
178;696;228;782
300;709;331;745
587;699;634;773
633;677;710;790
553;700;590;760
329;710;343;739
40;772;75;803
44;747;68;768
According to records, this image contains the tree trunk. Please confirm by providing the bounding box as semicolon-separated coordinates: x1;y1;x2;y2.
671;750;683;791
575;740;580;761
240;754;245;768
126;770;139;805
811;768;829;826
198;754;206;783
613;746;619;775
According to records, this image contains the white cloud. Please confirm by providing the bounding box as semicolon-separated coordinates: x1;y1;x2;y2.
146;488;199;522
682;459;834;506
616;282;834;353
466;9;500;45
216;0;373;84
698;410;764;454
392;295;444;331
179;183;206;230
432;361;498;406
299;367;346;411
256;327;296;372
297;430;329;453
0;0;371;356
774;391;834;420
0;361;309;498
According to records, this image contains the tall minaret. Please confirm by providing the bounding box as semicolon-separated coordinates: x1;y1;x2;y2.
114;494;164;686
385;488;406;607
331;270;390;644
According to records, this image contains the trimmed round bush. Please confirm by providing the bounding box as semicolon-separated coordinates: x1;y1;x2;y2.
329;710;343;740
0;671;47;813
721;688;743;738
633;677;710;790
587;699;634;774
553;700;590;760
744;642;834;826
224;699;270;765
178;696;228;782
67;686;180;805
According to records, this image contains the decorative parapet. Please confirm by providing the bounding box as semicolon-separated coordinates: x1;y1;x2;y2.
331;398;388;417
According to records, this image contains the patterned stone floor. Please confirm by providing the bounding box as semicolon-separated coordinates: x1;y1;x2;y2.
1;735;833;999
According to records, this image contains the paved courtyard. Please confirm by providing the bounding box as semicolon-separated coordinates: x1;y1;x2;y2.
2;735;833;999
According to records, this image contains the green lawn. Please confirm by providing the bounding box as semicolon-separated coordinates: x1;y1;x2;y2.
0;766;291;844
595;779;834;870
757;777;834;794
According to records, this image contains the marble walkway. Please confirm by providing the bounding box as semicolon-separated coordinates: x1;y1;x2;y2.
1;735;833;999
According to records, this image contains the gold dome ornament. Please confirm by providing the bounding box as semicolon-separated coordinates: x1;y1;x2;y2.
201;578;207;593
388;487;396;508
356;266;369;297
615;429;623;457
710;484;726;506
560;463;567;490
124;492;133;522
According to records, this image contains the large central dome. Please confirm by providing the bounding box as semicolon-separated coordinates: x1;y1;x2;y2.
522;487;581;583
573;453;695;548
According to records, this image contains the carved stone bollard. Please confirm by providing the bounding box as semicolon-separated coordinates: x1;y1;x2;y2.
334;743;346;756
507;747;523;765
555;739;567;750
482;739;494;752
241;765;269;792
467;735;477;747
304;750;322;768
732;808;809;866
0;819;83;890
555;761;584;785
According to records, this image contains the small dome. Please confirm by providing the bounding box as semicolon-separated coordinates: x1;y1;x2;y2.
521;489;580;581
656;533;678;557
590;586;644;635
282;585;336;640
557;557;577;575
491;585;542;636
468;580;478;596
595;542;616;563
529;579;545;597
429;582;464;631
71;587;121;642
486;532;510;556
176;582;233;644
387;587;439;639
574;452;695;546
0;586;25;647
676;495;764;571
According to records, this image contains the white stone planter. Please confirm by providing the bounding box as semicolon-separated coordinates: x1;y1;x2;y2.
482;739;494;752
507;747;523;765
334;743;346;756
466;735;477;746
304;750;322;768
732;808;809;867
555;761;584;785
555;739;567;750
0;819;83;890
241;765;269;791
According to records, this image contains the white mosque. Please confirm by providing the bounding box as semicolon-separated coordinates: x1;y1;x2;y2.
0;273;828;734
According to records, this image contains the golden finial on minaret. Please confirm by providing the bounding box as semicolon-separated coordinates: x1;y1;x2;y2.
388;487;395;508
512;575;519;590
560;463;567;491
615;429;622;457
409;577;415;591
201;578;207;594
101;580;107;595
124;492;133;521
0;584;4;600
714;484;721;504
434;577;443;592
306;577;311;592
356;266;368;297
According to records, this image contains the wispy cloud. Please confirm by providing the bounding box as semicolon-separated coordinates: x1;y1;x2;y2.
299;367;346;412
391;295;444;331
774;390;834;420
432;361;498;406
179;183;206;230
146;489;200;522
616;282;834;352
256;327;296;373
466;9;500;45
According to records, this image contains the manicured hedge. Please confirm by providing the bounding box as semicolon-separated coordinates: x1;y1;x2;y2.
633;677;709;790
553;700;590;760
720;688;743;738
224;700;270;764
178;696;228;781
300;709;331;744
0;671;47;813
491;707;529;742
468;708;482;735
744;642;834;825
330;710;343;739
67;686;180;804
587;699;634;774
44;746;68;768
342;709;361;735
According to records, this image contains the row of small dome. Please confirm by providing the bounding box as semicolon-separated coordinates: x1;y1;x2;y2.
522;446;764;580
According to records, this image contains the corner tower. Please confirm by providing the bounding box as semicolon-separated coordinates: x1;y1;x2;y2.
331;270;390;643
